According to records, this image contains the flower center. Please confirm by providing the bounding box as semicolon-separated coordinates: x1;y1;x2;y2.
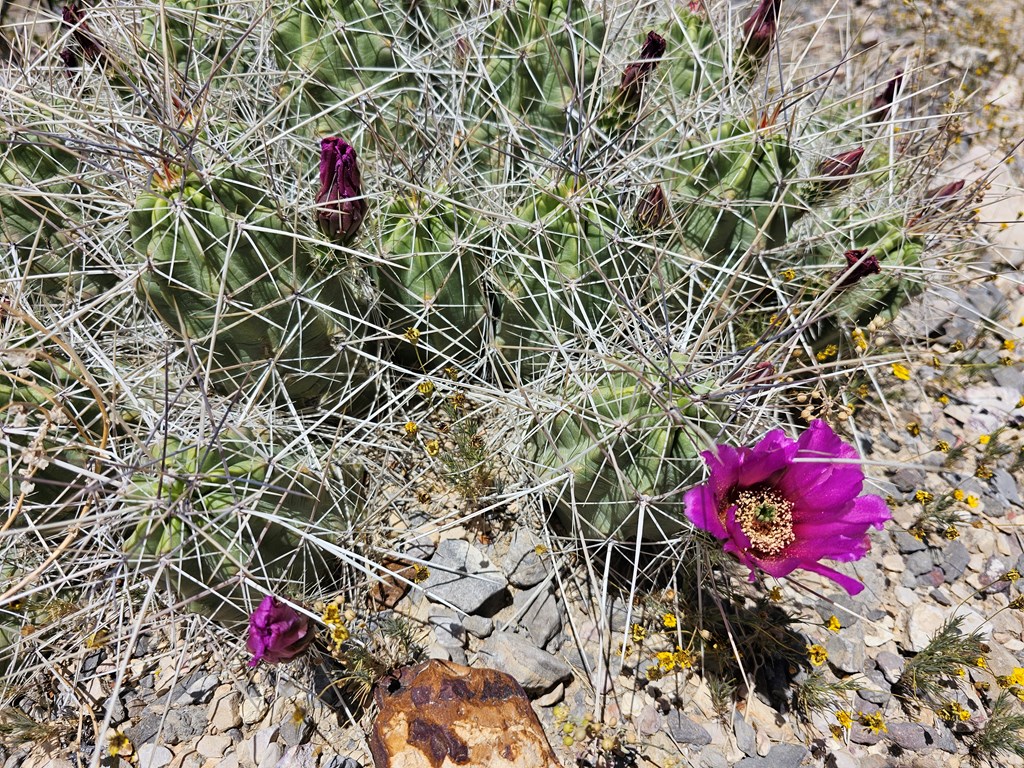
734;488;795;556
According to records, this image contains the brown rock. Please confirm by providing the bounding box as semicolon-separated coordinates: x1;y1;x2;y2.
369;660;562;768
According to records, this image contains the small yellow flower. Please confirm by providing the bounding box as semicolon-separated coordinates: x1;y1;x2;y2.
943;526;960;541
108;731;133;757
826;615;841;633
1004;339;1017;352
936;440;950;452
952;488;965;501
976;465;994;480
425;439;441;457
858;712;887;735
976;656;988;669
444;366;460;381
965;495;979;508
807;645;828;667
646;665;664;681
892;363;911;381
417;380;435;397
534;544;549;555
673;647;694;669
816;345;838;362
412;564;430;583
915;490;933;503
909;527;926;541
850;329;868;351
906;422;921;437
1011;596;1024;611
85;629;109;649
950;340;965;352
1008;667;1024;687
1017;396;1024;409
448;391;467;409
979;434;991;445
662;613;678;630
403;327;421;345
782;269;796;281
1003;569;1020;583
656;650;677;672
937;393;950;405
768;587;783;602
630;623;647;643
403;421;419;436
835;710;853;730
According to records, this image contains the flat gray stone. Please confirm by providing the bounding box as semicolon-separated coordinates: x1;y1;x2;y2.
993;468;1022;507
136;745;173;768
274;745;319;768
824;623;865;675
887;722;929;751
512;584;562;648
422;538;507;613
733;712;756;756
765;743;808;767
893;530;926;554
462;614;493;639
503;528;549;588
666;711;711;746
874;651;904;685
475;631;572;696
942;540;970;583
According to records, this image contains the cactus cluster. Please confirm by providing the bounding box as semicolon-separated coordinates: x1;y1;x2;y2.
0;0;974;629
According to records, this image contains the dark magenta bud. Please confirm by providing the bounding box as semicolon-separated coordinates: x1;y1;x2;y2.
925;179;966;203
742;0;782;58
812;147;865;196
617;32;667;111
246;595;313;667
61;3;103;63
634;185;668;230
839;249;881;287
870;70;904;120
315;138;367;243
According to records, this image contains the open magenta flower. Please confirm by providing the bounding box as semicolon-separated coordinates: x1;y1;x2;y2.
684;420;890;595
246;595;313;667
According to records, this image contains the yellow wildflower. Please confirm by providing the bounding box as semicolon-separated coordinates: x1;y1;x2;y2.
976;656;988;669
953;488;965;501
826;616;841;633
662;613;678;630
892;363;911;381
412;564;430;583
835;710;853;730
979;434;991;445
943;526;960;541
915;490;933;503
656;651;677;672
417;380;435;397
673;647;694;669
807;645;828;667
1003;569;1020;583
403;327;421;345
630;623;647;643
782;269;796;281
108;731;133;757
906;422;921;437
1005;339;1017;352
858;712;887;734
936;440;950;452
966;495;979;508
768;587;783;602
403;421;419;436
1008;668;1024;687
425;439;441;457
937;393;950;405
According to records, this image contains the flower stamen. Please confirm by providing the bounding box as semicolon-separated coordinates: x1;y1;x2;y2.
734;489;795;556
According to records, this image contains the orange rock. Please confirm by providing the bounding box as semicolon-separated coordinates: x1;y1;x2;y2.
369;660;562;768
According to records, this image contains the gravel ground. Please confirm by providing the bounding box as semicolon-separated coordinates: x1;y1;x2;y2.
2;1;1024;767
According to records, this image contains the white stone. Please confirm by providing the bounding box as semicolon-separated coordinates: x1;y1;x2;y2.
136;745;174;768
196;733;232;759
208;687;243;733
881;554;905;573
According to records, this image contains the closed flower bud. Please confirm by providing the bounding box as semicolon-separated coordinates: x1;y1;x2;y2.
634;185;668;230
742;0;782;59
62;3;103;63
617;31;667;112
246;595;313;667
869;70;904;121
909;179;965;228
839;248;880;286
807;147;864;201
315;138;367;243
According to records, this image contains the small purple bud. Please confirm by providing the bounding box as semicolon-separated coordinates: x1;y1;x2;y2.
812;147;865;196
634;185;668;230
870;70;904;120
315;138;367;243
925;179;966;203
617;32;667;111
839;248;881;287
742;0;782;58
62;3;103;63
246;595;313;667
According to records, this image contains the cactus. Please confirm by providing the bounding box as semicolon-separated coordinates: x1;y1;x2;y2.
131;164;379;406
123;430;364;621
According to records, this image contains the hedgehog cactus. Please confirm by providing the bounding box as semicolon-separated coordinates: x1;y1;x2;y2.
123;431;362;621
131;164;378;406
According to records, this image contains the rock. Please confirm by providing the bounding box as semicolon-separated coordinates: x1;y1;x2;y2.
195;734;231;759
533;682;564;708
979;556;1011;594
636;704;663;736
893;531;927;554
462;615;493;639
856;669;890;706
926;722;958;753
849;724;883;746
824;624;865;675
475;632;573;696
169;671;220;706
124;709;163;746
904;550;934;578
733;712;757;757
208;687;243;733
320;758;362;768
422;539;508;614
887;722;930;751
237;726;280;768
429;608;467;649
666;711;711;746
240;692;268;726
273;745;319;768
905;603;946;652
512;585;562;649
942;541;971;583
874;651;905;685
765;743;808;767
503;529;549;588
891;468;926;494
699;747;730;768
276;701;311;747
161;705;206;745
136;745;173;768
992;468;1022;508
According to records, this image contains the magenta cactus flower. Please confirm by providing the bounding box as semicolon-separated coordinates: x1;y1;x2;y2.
839;248;881;287
315;137;367;243
684;420;890;595
246;595;313;667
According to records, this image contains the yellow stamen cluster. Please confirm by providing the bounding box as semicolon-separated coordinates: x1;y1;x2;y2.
322;603;350;654
734;489;795;556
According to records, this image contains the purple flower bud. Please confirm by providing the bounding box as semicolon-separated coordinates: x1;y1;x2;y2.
62;3;103;63
634;185;668;230
742;0;782;58
839;248;881;287
315;138;367;243
617;32;667;112
811;147;865;197
246;595;313;667
925;179;966;204
870;70;904;120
